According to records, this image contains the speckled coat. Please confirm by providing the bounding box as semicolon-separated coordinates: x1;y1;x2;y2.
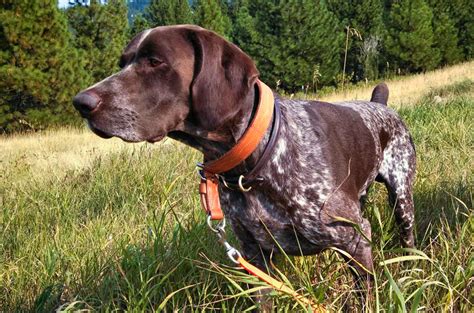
220;95;416;276
72;25;416;283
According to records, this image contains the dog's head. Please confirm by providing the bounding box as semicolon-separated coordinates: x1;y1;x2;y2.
73;25;258;143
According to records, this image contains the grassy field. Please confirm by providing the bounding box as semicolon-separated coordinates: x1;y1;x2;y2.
1;66;473;311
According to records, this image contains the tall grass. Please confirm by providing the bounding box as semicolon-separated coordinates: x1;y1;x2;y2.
1;80;472;311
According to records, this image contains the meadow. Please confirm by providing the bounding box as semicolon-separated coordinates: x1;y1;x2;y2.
1;63;473;312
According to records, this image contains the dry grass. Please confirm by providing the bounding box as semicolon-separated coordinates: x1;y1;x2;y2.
319;61;474;106
0;67;472;312
0;126;158;184
2;62;472;183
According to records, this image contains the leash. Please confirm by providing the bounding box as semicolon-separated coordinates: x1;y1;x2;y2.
197;80;324;310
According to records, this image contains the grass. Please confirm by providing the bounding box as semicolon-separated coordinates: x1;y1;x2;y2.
318;60;474;107
1;74;473;311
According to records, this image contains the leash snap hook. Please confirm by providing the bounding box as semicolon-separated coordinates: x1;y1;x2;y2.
225;244;242;264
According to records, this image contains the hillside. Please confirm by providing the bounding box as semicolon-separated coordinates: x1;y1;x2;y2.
0;64;473;311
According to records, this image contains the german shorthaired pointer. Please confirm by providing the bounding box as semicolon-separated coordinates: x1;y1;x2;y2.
73;25;416;295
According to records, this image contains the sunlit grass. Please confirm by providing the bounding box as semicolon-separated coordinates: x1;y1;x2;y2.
318;60;474;107
0;75;472;311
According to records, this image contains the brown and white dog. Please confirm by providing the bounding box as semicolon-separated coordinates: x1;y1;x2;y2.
73;25;416;303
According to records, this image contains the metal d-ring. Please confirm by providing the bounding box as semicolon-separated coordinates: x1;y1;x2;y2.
207;215;226;233
238;175;252;192
221;176;231;189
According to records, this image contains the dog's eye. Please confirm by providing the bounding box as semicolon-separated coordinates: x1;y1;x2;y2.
148;57;162;68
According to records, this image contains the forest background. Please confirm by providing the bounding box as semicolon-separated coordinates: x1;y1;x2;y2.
1;0;472;132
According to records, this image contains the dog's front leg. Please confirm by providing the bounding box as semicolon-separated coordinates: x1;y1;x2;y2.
241;243;275;313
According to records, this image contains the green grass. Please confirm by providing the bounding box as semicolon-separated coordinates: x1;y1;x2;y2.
1;81;472;312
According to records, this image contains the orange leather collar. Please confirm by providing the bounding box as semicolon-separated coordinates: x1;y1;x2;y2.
199;80;275;220
197;82;323;310
203;80;275;174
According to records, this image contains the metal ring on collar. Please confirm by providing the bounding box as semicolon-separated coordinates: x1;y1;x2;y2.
207;215;226;233
238;175;252;192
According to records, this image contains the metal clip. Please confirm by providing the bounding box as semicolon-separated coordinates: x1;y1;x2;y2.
223;242;242;264
206;215;243;264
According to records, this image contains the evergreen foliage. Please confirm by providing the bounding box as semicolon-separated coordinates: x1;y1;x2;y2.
231;0;260;56
234;0;343;91
194;0;232;38
145;0;193;27
0;0;88;132
0;0;472;132
385;0;440;73
327;0;384;81
67;0;129;82
428;0;463;65
446;0;474;59
130;13;151;37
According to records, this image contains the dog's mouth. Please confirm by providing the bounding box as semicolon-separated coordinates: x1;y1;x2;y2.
87;120;167;144
88;123;113;139
146;133;166;143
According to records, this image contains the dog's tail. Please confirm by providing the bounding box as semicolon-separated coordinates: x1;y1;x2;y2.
370;82;389;105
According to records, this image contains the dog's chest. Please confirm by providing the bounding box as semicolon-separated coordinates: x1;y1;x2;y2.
220;187;328;254
219;102;337;253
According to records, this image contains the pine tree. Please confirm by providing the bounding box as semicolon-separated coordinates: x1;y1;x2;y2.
231;0;261;61
67;0;129;82
145;0;193;27
446;0;474;60
327;0;384;81
278;0;343;90
130;13;151;37
385;0;440;73
235;0;342;91
0;0;88;132
428;0;463;65
194;0;232;38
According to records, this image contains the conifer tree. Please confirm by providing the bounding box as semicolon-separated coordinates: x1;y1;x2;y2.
67;0;129;82
0;0;88;132
446;0;474;59
145;0;193;27
235;0;342;91
327;0;384;81
194;0;232;38
231;0;261;61
428;0;463;65
385;0;440;73
278;0;343;90
130;13;151;37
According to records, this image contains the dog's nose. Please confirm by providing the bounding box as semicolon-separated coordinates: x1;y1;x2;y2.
73;92;100;117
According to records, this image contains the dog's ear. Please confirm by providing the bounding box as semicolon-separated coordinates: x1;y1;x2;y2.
189;29;259;130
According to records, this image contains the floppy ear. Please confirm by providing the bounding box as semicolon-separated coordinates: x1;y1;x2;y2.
189;29;259;130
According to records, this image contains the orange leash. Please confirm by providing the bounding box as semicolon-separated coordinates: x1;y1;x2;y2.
197;80;325;310
237;257;325;311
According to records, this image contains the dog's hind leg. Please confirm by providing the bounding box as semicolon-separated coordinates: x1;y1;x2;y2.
328;202;374;308
378;133;416;248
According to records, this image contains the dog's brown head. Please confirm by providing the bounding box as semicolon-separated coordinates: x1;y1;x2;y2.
73;25;258;143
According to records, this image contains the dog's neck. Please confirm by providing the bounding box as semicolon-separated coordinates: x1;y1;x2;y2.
168;84;270;174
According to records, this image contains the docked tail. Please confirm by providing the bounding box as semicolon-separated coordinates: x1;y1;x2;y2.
370;83;389;105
